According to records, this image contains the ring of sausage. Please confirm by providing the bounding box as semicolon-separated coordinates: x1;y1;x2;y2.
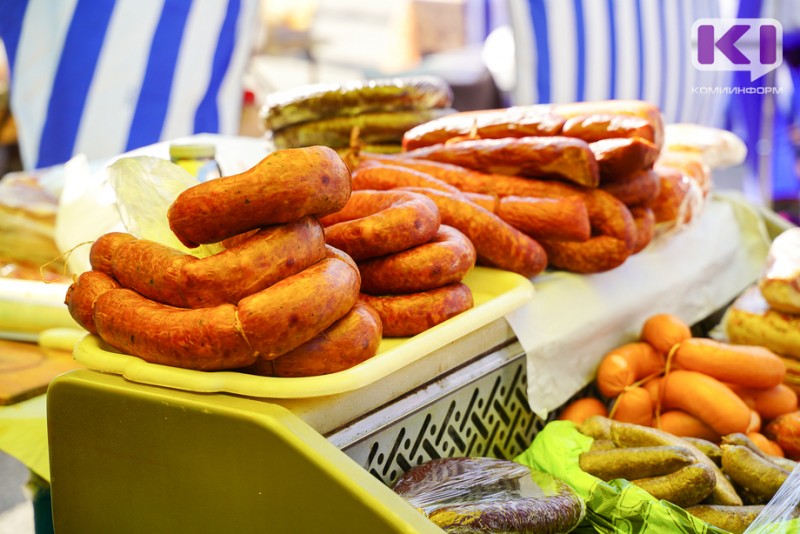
320;189;441;260
358;225;476;295
243;301;383;377
360;282;473;337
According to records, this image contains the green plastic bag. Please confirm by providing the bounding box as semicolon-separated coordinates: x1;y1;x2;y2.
514;421;731;534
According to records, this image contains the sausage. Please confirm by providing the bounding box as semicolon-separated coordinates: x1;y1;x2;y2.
631;463;716;508
360;283;473;337
589;137;661;181
610;386;654;427
167;146;351;247
648;167;695;225
540;235;631;273
402;136;600;188
320;190;441;261
245;301;383;377
358;225;476;295
674;338;786;389
399;187;548;278
728;383;799;421
237;254;361;359
553;99;665;148
558;397;609;424
601;169;661;207
596;342;665;398
630;206;655;254
579;445;695;481
112;238;198;307
351;162;463;195
401;105;566;150
657;152;712;197
93;288;255;371
271;108;454;150
640;313;692;357
65;270;121;334
658;370;753;436
561;113;658;144
658;410;721;442
496;195;591;242
89;232;136;276
462;191;499;211
262;75;454;132
177;216;327;307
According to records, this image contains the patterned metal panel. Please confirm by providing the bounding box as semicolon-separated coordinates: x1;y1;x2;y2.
339;357;553;487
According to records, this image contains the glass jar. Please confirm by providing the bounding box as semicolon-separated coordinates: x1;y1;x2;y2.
169;143;222;182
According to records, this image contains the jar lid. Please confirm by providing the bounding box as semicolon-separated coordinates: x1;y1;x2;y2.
169;143;216;160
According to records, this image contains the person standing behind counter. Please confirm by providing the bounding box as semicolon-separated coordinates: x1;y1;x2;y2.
0;0;259;171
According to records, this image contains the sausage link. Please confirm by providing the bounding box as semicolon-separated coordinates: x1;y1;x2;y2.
360;283;473;337
93;288;255;371
168;146;351;247
358;225;476;295
237;255;361;359
89;232;137;276
65;271;121;334
320;190;440;261
497;195;591;242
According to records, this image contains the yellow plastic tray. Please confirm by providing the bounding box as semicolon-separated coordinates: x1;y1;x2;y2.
73;266;534;398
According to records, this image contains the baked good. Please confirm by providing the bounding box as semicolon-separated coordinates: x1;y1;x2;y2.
759;228;800;314
725;284;800;359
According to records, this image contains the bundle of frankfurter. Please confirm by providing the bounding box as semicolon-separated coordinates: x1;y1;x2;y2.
559;313;798;461
343;100;743;274
64;146;381;377
261;75;456;154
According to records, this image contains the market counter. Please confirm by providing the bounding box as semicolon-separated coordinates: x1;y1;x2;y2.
43;191;779;532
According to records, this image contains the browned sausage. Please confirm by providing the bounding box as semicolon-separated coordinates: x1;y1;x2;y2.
320;190;440;261
358;225;476;295
93;288;255;371
496;195;591;242
561;114;658;144
553;100;665;148
351;162;463;195
177;216;327;307
541;235;632;273
401;106;565;150
167;146;351;247
590;137;661;181
402;136;600;188
360;283;473;337
89;232;136;276
399;187;548;278
631;206;655;254
244;301;383;377
65;270;121;334
601;169;661;206
237;253;361;359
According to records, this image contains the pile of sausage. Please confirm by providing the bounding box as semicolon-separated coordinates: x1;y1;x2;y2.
65;147;365;375
346;99;710;274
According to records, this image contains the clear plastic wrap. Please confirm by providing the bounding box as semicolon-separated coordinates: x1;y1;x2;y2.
106;156;222;258
743;462;800;533
392;457;586;533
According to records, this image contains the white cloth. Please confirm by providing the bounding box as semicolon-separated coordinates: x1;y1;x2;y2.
0;0;259;170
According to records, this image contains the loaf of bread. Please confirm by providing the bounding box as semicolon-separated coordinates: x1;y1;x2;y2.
726;284;800;360
759;228;800;314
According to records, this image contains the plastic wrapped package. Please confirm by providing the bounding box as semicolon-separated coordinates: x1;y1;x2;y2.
663;124;747;170
392;457;586;533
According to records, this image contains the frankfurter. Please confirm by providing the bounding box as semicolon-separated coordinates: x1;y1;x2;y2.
399;187;548;278
674;338;786;389
65;270;121;334
358;225;476;295
168;146;351;247
93;288;255;371
320;190;441;261
360;282;473;337
238;253;361;359
403;136;600;188
244;301;383;377
351;162;463;195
